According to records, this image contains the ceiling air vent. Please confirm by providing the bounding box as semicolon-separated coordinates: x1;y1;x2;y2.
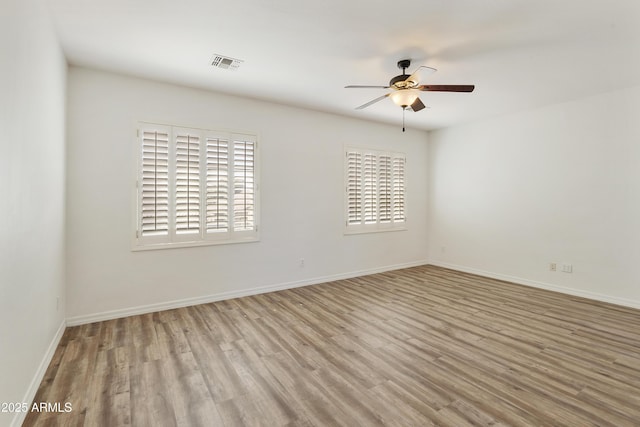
210;54;243;71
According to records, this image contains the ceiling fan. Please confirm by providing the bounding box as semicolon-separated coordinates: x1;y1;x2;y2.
345;59;475;131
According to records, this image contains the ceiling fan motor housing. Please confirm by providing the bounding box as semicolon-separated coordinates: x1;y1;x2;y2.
390;74;409;87
390;59;413;88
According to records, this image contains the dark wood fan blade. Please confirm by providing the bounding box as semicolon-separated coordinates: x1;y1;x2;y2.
345;85;390;89
355;93;390;110
410;97;426;112
418;85;475;92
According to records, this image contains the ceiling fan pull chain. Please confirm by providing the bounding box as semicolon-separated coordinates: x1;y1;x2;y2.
402;107;406;132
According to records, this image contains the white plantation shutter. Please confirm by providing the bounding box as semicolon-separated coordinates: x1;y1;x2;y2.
175;131;201;236
345;147;406;233
233;138;256;232
379;155;392;224
363;153;377;224
139;128;170;240
135;123;259;250
392;156;406;222
346;151;362;225
205;136;229;233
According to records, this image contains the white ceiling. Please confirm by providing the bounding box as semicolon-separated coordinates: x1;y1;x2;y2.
47;0;640;131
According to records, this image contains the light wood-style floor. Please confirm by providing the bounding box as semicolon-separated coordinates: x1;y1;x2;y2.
24;265;640;426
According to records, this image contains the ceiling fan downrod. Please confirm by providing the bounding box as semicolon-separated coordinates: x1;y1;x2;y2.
397;59;411;73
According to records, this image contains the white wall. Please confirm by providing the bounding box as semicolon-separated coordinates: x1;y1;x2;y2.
428;85;640;307
65;67;429;322
0;0;67;425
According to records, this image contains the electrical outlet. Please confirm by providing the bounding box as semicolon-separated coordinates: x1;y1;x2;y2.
561;263;573;273
299;258;305;267
550;262;557;272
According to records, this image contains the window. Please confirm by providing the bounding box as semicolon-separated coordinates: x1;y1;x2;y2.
345;147;406;233
134;122;259;250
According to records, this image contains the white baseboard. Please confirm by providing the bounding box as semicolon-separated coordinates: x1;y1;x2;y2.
66;259;429;326
11;319;66;427
428;260;640;310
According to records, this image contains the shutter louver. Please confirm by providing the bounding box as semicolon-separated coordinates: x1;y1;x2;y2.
175;133;201;234
346;151;362;225
206;137;229;233
233;140;255;231
379;155;392;223
392;156;406;222
141;130;169;237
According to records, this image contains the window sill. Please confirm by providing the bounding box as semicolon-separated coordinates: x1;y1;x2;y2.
344;226;407;236
132;236;259;252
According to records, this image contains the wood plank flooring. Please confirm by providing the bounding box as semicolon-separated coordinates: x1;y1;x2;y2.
23;265;640;426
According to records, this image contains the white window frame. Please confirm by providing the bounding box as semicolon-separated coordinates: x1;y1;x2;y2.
132;122;260;251
344;146;407;234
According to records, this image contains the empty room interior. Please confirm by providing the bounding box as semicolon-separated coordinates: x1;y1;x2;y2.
2;0;640;426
